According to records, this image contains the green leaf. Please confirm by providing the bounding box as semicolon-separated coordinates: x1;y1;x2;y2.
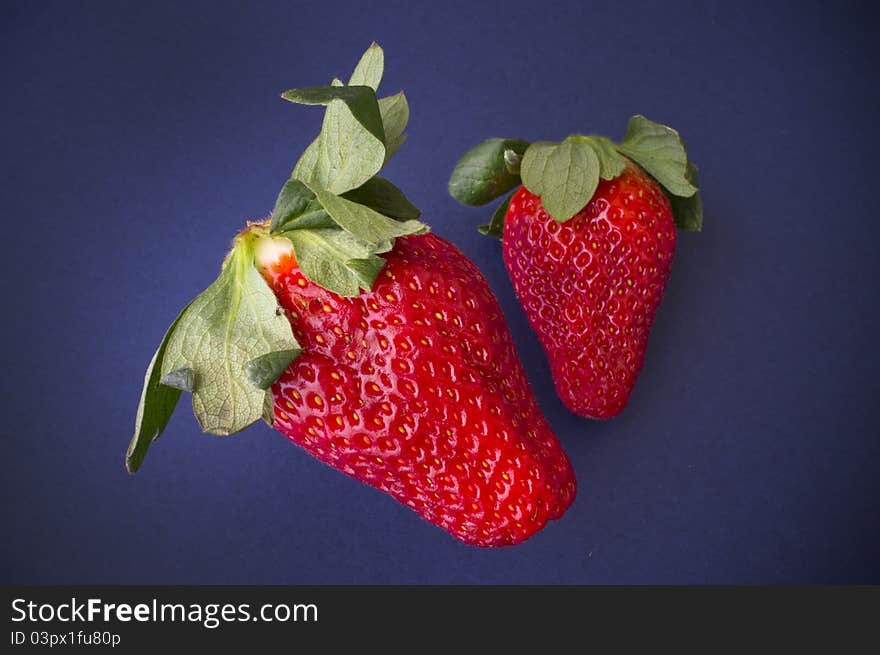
669;162;703;231
615;115;697;197
160;240;300;435
384;134;407;165
126;301;193;473
281;85;386;146
345;257;388;286
291;132;322;186
270;179;321;232
341;176;420;220
280;210;336;231
306;182;427;246
518;141;555;195
246;349;302;390
277;179;424;296
478;192;514;239
378;92;409;163
579;135;627;180
282;227;392;297
262;388;275;426
288;45;414;196
348;42;383;90
273;45;425;297
521;139;599;222
448;138;529;206
291;44;391;191
291;79;386;195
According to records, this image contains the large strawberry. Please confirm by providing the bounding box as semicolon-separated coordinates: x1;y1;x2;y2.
449;119;702;418
126;44;575;547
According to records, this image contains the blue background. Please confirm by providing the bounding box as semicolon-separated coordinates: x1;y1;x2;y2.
2;0;878;584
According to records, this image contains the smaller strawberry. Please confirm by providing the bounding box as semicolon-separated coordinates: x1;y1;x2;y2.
449;117;702;418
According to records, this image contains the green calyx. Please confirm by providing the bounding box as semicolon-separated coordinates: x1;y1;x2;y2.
447;138;529;206
128;43;426;471
449;115;703;238
276;42;427;294
127;225;301;472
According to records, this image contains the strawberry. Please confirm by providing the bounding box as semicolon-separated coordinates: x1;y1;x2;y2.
126;44;575;547
258;231;574;545
501;164;676;418
449;118;703;418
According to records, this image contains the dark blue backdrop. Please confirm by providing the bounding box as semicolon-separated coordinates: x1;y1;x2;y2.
2;0;878;584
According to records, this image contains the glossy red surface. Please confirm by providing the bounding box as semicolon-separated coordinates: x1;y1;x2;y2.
262;232;575;546
503;165;676;418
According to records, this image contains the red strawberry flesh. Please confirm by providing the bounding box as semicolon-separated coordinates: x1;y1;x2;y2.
503;164;676;418
259;232;576;546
